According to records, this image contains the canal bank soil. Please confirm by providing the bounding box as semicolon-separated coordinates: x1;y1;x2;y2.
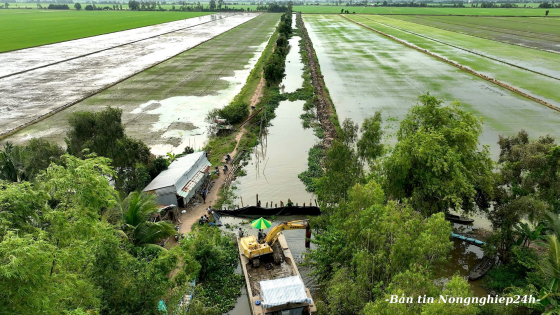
1;14;281;156
303;14;560;158
297;12;338;148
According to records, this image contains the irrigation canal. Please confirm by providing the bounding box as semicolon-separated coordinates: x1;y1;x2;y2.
218;16;492;314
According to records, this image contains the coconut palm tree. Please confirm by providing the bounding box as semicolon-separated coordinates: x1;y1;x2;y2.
119;191;175;249
539;234;560;314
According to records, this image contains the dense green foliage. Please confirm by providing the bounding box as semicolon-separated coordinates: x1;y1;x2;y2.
65;107;168;194
217;99;250;124
263;6;292;86
307;93;560;314
0;155;191;314
0;139;64;182
383;94;494;216
184;226;244;314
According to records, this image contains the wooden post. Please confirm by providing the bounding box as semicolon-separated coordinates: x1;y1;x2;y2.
266;202;268;208
303;203;305;207
240;196;244;207
305;223;311;248
256;194;259;206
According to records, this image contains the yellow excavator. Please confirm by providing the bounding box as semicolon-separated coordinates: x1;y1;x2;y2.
239;220;309;267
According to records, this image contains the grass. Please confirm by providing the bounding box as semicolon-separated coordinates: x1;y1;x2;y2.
303;14;560;158
0;10;211;52
348;15;560;105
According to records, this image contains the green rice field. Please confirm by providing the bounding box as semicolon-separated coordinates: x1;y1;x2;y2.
346;14;560;104
303;14;560;157
0;10;211;52
2;13;280;153
391;15;560;50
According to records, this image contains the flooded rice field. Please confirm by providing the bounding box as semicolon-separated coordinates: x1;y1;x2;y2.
0;13;220;78
0;13;261;137
366;15;560;78
391;15;560;53
1;14;280;155
348;15;560;104
304;14;560;158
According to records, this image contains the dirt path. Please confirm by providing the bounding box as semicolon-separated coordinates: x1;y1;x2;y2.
177;74;266;235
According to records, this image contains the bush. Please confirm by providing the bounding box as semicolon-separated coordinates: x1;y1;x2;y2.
218;99;249;124
47;4;69;9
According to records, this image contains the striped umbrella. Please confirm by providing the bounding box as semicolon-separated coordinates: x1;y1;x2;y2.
251;217;272;230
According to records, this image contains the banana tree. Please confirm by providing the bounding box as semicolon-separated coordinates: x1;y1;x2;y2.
514;222;544;248
539;234;560;314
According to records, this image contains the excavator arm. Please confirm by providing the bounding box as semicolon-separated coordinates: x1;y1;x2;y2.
263;220;309;246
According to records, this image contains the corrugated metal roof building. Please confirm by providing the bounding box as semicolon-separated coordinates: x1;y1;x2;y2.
143;152;211;206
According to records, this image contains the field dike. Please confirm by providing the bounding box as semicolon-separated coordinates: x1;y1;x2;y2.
341;14;560;113
0;14;261;141
297;12;338;148
388;15;560;55
360;15;560;81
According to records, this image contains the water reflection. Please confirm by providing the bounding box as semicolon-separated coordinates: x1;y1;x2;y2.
232;100;318;207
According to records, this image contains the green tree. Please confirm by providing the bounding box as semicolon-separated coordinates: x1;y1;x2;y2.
74;2;81;9
23;138;64;179
356;111;384;168
118;191;175;248
487;130;557;261
0;142;26;182
65;107;151;192
383;93;493;216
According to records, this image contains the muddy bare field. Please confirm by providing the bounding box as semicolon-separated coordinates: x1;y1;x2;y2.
1;14;281;156
0;13;260;137
0;13;221;78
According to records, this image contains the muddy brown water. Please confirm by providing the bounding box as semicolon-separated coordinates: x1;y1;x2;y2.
231;100;318;208
220;98;319;313
280;36;305;94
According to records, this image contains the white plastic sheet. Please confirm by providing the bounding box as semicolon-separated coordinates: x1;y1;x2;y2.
260;276;312;309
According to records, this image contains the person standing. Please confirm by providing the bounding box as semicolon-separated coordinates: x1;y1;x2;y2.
202;189;207;203
238;228;244;238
